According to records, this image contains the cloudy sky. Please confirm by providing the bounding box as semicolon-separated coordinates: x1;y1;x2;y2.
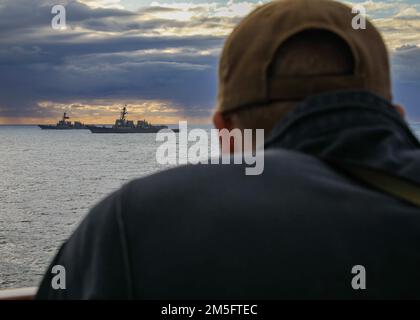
0;0;419;124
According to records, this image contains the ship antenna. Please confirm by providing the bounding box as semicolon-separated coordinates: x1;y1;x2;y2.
120;105;128;121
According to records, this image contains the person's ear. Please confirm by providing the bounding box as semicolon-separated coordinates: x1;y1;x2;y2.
213;111;234;130
395;104;405;118
213;111;238;154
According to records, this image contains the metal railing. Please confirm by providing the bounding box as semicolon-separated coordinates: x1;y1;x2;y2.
0;287;37;300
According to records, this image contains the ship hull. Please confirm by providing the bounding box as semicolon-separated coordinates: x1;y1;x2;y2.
38;125;87;130
87;125;178;134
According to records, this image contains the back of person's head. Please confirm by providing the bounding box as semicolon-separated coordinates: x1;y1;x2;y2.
214;0;392;134
230;29;355;131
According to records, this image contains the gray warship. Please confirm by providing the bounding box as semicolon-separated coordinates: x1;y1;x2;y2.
87;106;178;133
38;112;87;130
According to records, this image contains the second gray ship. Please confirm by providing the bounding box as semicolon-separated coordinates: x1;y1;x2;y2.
38;112;87;130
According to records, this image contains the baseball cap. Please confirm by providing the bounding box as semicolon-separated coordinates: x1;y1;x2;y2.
217;0;391;114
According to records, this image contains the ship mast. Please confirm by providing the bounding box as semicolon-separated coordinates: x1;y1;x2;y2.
120;106;128;121
63;112;69;121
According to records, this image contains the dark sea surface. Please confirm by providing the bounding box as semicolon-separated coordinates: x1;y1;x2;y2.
0;125;184;289
1;123;420;289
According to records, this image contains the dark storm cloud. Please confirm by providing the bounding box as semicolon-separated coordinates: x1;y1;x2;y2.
1;0;419;122
0;34;223;65
0;40;221;117
0;0;224;119
0;0;134;36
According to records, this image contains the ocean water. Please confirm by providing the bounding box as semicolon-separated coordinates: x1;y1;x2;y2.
0;125;182;289
1;123;420;289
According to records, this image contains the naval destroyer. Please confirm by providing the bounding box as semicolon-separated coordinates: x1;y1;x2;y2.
87;106;178;133
38;112;87;130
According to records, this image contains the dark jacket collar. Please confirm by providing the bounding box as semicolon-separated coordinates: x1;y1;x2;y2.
265;90;420;184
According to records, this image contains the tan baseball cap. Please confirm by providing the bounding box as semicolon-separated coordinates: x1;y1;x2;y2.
217;0;391;114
